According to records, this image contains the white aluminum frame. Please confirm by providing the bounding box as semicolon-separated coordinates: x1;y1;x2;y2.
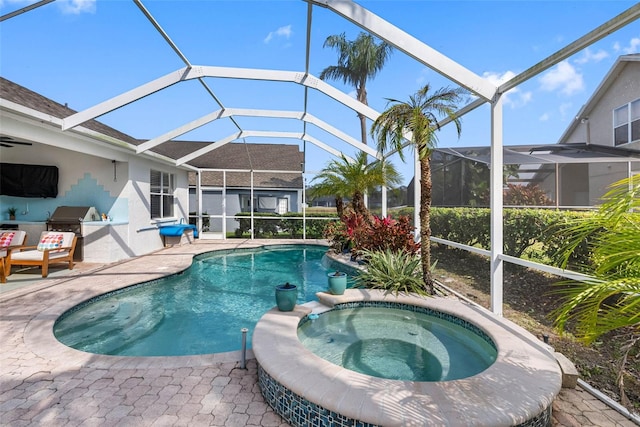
5;0;638;315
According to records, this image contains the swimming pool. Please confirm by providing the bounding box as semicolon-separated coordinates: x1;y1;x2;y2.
54;244;355;356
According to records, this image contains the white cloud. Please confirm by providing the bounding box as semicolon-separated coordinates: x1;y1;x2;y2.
613;41;621;52
0;0;95;13
264;25;292;44
539;113;549;122
57;0;96;14
559;102;573;119
622;37;640;54
482;70;532;108
539;60;584;96
574;48;609;64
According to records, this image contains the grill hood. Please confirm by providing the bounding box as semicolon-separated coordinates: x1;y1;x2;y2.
48;206;99;223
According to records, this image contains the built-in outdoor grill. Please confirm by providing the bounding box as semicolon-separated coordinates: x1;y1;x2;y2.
46;206;99;261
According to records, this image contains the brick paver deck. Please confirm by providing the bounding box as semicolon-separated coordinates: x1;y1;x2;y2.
0;240;637;426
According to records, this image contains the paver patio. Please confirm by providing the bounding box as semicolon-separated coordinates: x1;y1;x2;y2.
0;240;636;426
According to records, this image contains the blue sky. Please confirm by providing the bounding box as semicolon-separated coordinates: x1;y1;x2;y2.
1;0;639;185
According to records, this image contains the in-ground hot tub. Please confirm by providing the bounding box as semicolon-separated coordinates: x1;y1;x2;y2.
253;289;562;427
298;305;498;382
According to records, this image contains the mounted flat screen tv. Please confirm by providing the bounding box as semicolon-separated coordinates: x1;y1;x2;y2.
0;163;59;198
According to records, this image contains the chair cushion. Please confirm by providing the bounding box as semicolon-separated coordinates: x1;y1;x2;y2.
37;234;64;251
0;232;15;247
11;249;70;261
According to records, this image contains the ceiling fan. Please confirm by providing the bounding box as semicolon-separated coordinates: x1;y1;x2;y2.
0;136;33;148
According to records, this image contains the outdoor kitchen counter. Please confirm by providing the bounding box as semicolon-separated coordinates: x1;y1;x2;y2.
81;221;132;263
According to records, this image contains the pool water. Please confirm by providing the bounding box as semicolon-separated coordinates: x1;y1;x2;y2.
54;245;351;356
297;306;497;381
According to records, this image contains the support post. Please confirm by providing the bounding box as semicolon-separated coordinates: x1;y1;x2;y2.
196;172;202;234
490;94;504;316
381;185;387;218
413;152;420;241
222;171;227;239
250;171;254;240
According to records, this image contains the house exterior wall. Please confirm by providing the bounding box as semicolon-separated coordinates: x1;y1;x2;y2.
0;115;190;262
558;163;589;206
0;143;129;224
127;156;189;258
554;59;640;206
189;187;301;235
588;162;631;204
565;61;639;149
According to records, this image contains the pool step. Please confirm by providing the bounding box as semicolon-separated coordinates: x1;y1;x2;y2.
56;301;165;354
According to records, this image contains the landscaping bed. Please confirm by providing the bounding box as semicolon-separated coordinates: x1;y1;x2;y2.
431;245;639;412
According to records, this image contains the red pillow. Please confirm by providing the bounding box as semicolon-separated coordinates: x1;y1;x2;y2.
0;232;15;247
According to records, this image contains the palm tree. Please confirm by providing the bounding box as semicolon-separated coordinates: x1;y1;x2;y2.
310;151;402;218
319;32;393;145
551;176;639;407
371;84;464;294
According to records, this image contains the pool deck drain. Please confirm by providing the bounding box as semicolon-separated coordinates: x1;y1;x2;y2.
0;239;637;426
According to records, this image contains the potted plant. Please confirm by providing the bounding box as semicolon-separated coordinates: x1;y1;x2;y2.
327;271;347;295
7;207;17;220
275;282;298;312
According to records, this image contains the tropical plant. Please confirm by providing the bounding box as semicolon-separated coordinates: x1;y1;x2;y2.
371;84;464;293
323;218;351;253
504;183;554;206
320;32;393;145
310;151;402;218
354;249;428;296
356;215;420;255
550;176;639;408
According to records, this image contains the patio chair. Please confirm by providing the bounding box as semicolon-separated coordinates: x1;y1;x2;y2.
7;231;77;279
0;230;27;283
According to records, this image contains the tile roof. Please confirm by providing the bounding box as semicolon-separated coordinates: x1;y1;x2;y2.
0;77;140;145
159;141;304;188
1;78;304;189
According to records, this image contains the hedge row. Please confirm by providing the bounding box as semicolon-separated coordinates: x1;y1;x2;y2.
394;207;593;269
233;208;593;269
233;212;336;238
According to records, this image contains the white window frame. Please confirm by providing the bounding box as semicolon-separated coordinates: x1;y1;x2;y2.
277;197;288;214
613;98;640;146
150;170;175;219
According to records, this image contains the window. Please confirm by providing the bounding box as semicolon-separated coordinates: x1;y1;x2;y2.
614;98;640;146
150;170;175;219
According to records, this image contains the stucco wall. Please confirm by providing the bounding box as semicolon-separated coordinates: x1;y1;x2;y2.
0;144;128;222
127;156;189;258
555;59;640;205
565;61;639;147
0;140;190;262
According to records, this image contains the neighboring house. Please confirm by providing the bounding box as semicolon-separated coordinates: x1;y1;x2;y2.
153;141;304;235
408;54;640;208
539;54;640;206
0;77;192;262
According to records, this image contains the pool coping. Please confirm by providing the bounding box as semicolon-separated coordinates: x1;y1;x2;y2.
252;289;563;427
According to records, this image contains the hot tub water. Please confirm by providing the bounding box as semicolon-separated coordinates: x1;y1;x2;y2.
298;306;497;381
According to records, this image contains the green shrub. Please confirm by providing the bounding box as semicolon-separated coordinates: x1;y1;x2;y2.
354;249;427;296
394;206;595;268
